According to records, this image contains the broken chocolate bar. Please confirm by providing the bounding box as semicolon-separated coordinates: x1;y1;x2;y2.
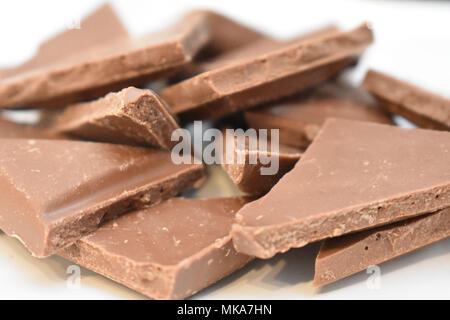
362;69;450;130
60;197;252;300
49;87;179;149
0;8;210;108
232;119;450;258
221;134;302;195
0;139;204;257
160;24;372;120
245;81;393;148
314;207;450;286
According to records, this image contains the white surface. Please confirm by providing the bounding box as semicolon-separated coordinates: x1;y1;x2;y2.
0;0;450;300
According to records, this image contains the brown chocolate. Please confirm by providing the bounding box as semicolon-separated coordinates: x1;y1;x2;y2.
221;134;302;195
160;24;373;120
49;87;179;149
0;139;204;257
0;9;210;109
232;119;450;258
245;81;393;148
362;69;450;130
314;207;450;286
60;197;252;300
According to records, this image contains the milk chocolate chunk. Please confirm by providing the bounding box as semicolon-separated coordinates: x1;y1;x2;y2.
221;134;302;195
160;24;372;120
362;69;450;130
0;9;210;109
0;139;204;257
60;197;252;300
314;207;450;287
49;87;179;149
245;81;393;148
232;119;450;258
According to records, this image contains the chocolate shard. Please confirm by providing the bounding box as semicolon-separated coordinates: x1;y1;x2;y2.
221;134;302;195
60;197;252;300
362;69;450;131
0;117;65;139
232;119;450;258
0;139;204;257
245;81;393;148
314;207;450;287
48;87;179;149
160;24;373;120
0;9;210;109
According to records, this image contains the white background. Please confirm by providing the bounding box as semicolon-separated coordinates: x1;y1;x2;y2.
0;0;449;299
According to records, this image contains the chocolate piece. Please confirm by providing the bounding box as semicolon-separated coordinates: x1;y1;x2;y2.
314;207;450;286
232;119;450;258
245;81;393;148
0;139;204;257
221;134;302;195
60;197;252;300
362;69;450;130
160;24;372;120
0;117;65;139
0;9;210;108
49;87;179;149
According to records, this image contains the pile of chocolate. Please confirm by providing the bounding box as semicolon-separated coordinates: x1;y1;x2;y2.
0;4;449;299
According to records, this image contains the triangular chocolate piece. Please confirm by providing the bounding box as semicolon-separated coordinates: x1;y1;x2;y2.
232;119;450;258
314;207;450;286
0;139;204;257
49;87;179;149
